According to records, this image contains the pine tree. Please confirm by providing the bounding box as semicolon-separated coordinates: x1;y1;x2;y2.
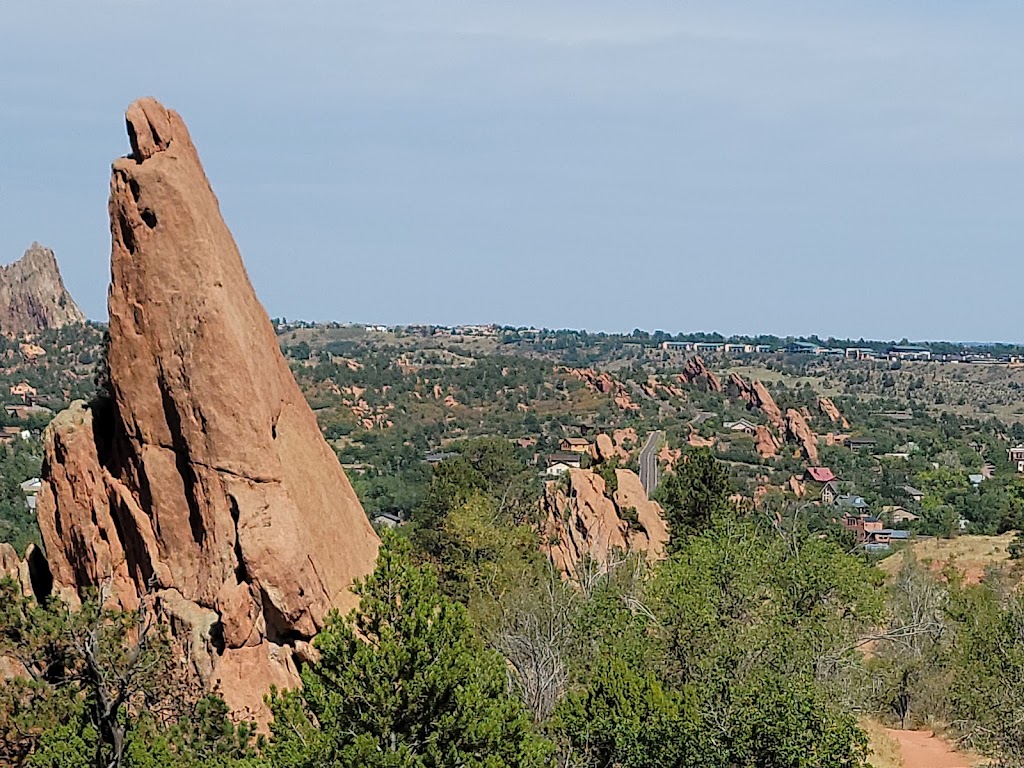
267;536;552;768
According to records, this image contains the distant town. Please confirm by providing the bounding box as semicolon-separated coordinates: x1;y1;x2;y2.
271;319;1024;365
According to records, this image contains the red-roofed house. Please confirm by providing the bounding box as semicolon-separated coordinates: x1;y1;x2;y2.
804;467;837;484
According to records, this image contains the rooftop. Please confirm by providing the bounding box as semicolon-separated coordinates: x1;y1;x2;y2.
805;467;837;483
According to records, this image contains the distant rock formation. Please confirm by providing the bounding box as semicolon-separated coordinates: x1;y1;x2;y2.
679;355;722;392
754;424;781;458
785;408;820;465
34;98;379;720
726;373;784;431
818;397;851;429
0;244;84;335
542;468;667;578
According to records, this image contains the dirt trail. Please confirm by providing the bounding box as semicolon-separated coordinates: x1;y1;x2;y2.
886;729;983;768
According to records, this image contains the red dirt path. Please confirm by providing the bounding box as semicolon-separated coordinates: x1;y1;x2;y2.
886;729;981;768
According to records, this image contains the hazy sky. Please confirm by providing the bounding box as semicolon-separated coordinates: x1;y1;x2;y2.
1;2;1022;340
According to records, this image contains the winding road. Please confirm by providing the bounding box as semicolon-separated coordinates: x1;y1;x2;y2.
638;431;663;497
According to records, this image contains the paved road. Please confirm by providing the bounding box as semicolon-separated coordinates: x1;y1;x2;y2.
638;431;663;497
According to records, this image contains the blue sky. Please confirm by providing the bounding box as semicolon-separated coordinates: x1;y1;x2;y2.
1;2;1022;340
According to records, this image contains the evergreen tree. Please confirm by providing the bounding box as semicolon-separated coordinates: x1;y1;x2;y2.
267;536;552;768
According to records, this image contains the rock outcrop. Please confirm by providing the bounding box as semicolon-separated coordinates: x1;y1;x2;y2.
818;397;851;429
0;244;85;335
593;433;617;463
784;408;820;465
679;355;722;392
726;373;784;431
754;424;780;458
35;98;380;719
542;468;667;578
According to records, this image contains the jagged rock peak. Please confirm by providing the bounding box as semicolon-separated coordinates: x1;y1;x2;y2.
0;243;85;335
36;98;380;720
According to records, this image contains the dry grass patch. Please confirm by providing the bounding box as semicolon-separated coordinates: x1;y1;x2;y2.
878;534;1016;585
862;719;904;768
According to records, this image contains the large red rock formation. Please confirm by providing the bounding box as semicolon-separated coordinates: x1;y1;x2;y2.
679;355;722;392
818;397;851;429
0;243;85;335
785;408;820;465
754;424;780;459
726;373;784;431
35;99;379;719
542;468;667;578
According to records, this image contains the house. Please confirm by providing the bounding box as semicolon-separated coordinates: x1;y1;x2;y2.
559;437;591;454
661;341;694;351
723;418;757;434
424;451;459;464
804;467;837;484
840;511;883;544
372;512;402;529
4;404;51;420
21;477;40;513
787;341;826;355
903;485;924;503
9;382;37;403
693;342;724;352
0;426;30;445
545;452;583;476
958;517;971;532
819;481;840;505
1009;445;1024;473
887;345;931;361
847;436;878;453
836;494;870;511
864;528;912;552
881;411;914;421
845;347;875;360
883;505;919;525
968;474;985;487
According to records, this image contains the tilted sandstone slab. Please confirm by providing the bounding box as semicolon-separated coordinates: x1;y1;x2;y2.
818;397;851;429
542;467;667;578
679;355;722;392
36;98;379;719
785;408;820;465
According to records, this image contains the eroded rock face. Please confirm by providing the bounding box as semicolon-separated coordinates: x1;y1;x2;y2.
726;373;784;431
542;468;667;578
36;98;380;720
679;355;722;392
818;397;851;429
754;424;780;459
0;244;85;335
785;409;820;465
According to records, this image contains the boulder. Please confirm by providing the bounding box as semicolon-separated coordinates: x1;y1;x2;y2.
35;98;380;720
593;433;616;462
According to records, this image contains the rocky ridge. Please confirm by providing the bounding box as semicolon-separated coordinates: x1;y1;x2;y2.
0;244;85;335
